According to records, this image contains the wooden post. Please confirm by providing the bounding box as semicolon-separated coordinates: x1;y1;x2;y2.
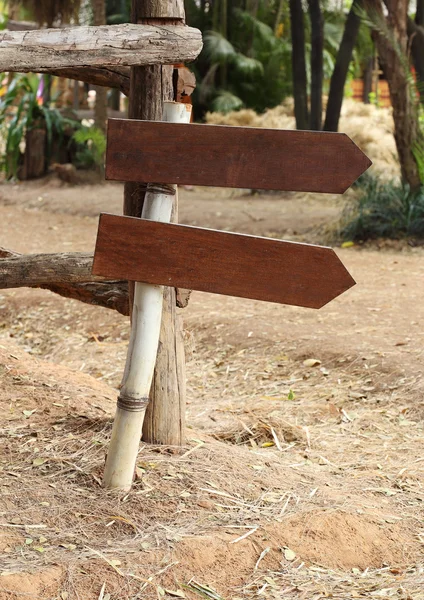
103;102;191;491
125;0;187;447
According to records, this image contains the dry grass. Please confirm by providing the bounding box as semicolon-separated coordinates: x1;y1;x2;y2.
1;305;424;598
1;178;424;598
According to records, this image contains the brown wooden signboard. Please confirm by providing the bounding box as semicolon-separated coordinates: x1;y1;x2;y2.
105;120;371;194
92;214;356;309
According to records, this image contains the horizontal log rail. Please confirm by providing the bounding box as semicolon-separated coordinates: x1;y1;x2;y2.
0;23;202;71
0;247;129;315
0;248;190;313
46;66;131;96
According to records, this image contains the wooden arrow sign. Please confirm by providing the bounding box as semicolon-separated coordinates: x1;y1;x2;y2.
92;214;355;309
105;120;371;194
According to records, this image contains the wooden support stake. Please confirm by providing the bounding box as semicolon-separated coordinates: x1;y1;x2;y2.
124;0;188;450
102;102;191;491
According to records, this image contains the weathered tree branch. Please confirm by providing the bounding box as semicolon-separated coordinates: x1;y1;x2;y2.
0;23;202;72
0;247;129;315
0;248;190;313
46;66;131;96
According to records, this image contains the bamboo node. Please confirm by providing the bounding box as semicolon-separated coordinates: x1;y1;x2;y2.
117;393;149;412
147;183;176;196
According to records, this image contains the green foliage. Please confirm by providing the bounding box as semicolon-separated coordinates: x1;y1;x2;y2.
0;74;76;179
106;0;130;24
72;125;106;170
211;90;244;113
187;0;375;117
17;0;81;26
187;1;293;115
341;174;424;241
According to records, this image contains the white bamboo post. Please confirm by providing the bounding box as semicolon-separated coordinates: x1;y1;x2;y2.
103;101;192;491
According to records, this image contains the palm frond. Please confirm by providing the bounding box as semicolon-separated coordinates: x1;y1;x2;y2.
232;53;264;76
211;91;244;113
203;31;237;63
233;8;276;44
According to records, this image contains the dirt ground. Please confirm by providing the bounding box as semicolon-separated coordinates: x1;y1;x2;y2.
1;179;424;599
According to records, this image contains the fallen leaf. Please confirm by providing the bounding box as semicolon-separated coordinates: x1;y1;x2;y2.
165;590;185;598
60;544;77;551
303;359;321;368
284;547;296;561
33;458;46;467
23;410;36;418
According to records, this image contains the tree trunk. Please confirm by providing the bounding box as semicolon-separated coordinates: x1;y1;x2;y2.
289;0;309;130
324;0;362;132
308;0;323;130
408;16;424;104
418;0;424;25
19;124;46;180
363;55;374;103
92;0;108;134
124;0;187;447
371;0;422;190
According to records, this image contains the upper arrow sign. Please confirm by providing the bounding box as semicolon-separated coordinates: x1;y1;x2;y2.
106;120;371;194
92;214;356;309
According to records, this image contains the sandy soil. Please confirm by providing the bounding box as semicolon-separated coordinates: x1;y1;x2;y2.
1;179;424;599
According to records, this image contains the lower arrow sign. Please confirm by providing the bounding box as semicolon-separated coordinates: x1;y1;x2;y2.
92;214;355;309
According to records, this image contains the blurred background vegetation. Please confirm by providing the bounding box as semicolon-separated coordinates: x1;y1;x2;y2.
0;0;423;241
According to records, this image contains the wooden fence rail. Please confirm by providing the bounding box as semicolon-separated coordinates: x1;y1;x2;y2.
0;24;202;71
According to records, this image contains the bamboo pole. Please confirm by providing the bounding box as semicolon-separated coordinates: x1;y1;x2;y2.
125;0;188;449
103;101;192;491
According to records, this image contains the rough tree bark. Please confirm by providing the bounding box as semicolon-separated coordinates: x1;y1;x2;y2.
289;0;309;130
368;0;422;190
124;0;187;447
0;25;202;71
408;0;424;104
0;248;129;315
92;0;108;135
308;0;323;130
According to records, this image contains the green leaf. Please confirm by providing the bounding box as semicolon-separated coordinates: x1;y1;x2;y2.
203;31;236;63
211;91;244;114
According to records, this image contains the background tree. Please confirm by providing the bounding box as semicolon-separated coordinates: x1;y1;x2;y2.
308;0;323;130
17;0;81;27
92;0;107;135
324;0;363;131
408;0;424;103
290;0;309;129
365;0;423;190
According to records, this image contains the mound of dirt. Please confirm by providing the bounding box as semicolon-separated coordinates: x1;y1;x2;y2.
272;510;413;570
